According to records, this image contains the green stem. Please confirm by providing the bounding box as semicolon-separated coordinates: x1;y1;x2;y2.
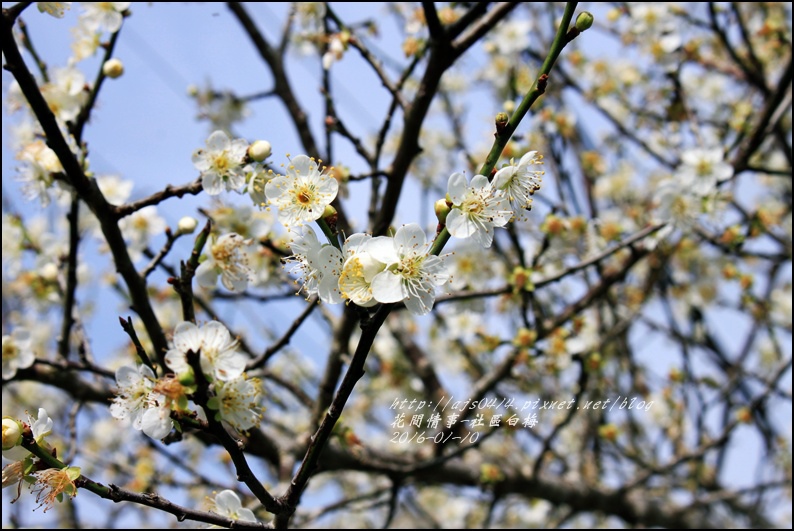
20;438;267;528
478;2;578;178
22;438;109;498
430;2;580;258
316;216;341;250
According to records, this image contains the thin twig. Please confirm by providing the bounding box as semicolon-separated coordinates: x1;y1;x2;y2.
247;296;319;370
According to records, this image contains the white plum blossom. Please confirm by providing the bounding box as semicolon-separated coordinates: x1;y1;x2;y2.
111;365;190;439
41;66;88;123
337;234;387;307
80;2;130;33
245;164;273;208
492;151;544;217
368;224;450;315
3;408;54;464
2;328;36;379
265;155;338;227
109;364;156;433
446;241;501;291
16;139;64;207
30;408;53;444
285;225;344;303
677;147;733;195
629;3;682;60
165;321;246;382
322;34;347;69
2;328;36;380
37;2;71;18
211;376;264;432
70;21;101;61
653;177;707;232
196;232;254;292
210;489;257;522
96;174;133;205
189;84;251;134
484;19;533;56
192;130;249;196
138;392;174;439
446;172;512;248
119;205;167;260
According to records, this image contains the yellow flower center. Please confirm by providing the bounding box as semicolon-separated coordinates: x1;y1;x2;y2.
213;154;231;173
2;337;18;361
297;190;312;205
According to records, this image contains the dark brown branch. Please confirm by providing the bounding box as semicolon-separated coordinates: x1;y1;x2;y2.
730;57;793;174
56;196;81;360
142;228;180;278
1;13;169;358
422;2;445;41
114;178;203;219
276;303;395;528
118;316;156;374
227;1;352;235
186;347;281;515
11;364;114;403
168;219;210;327
372;4;519;236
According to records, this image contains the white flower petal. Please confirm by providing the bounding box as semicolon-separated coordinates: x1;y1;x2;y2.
371;271;404;303
173;321;202;354
202;173;225;196
366;236;399;265
394;224;426;255
195;260;219;289
141;403;173;439
206;130;231;152
447;172;468;205
446;208;475;238
405;286;435;315
202;321;233;352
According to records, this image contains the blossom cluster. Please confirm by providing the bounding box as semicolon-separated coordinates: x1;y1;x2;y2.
272;159;542;315
189;130;544;313
3;408;82;512
110;321;264;438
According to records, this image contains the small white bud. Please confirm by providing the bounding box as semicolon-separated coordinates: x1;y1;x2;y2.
40;262;59;282
2;418;23;451
177;216;198;235
248;140;272;162
102;58;125;79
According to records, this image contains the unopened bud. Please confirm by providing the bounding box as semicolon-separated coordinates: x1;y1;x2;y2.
495;112;509;134
40;262;59;282
510;266;534;293
102;58;125;79
512;328;536;349
575;12;594;32
177;216;198;235
323;205;338;232
736;407;752;424
178;368;195;387
598;423;619;442
248;140;272;162
434;199;451;225
2;418;23;451
323;205;337;220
